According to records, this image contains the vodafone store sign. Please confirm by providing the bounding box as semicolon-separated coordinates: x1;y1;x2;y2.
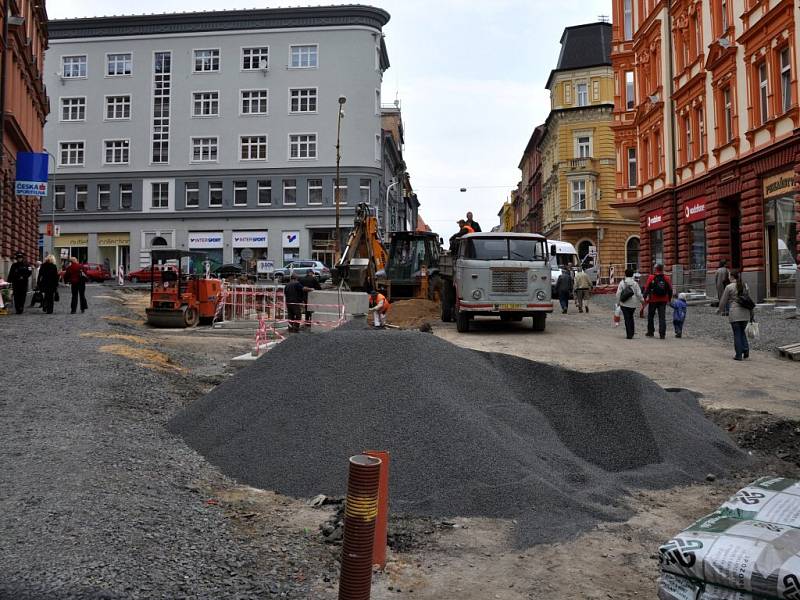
684;198;707;223
646;210;666;230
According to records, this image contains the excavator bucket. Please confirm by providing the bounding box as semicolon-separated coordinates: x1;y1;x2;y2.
146;305;199;328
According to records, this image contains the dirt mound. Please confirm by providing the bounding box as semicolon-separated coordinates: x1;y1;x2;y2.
169;329;744;547
387;299;440;329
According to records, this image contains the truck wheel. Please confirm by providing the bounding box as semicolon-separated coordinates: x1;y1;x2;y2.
531;313;546;332
456;310;470;333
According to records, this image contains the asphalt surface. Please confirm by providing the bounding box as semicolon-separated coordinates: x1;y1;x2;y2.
170;328;745;547
0;285;318;599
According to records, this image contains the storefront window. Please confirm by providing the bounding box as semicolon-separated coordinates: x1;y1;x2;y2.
765;196;797;298
688;221;707;286
650;229;664;267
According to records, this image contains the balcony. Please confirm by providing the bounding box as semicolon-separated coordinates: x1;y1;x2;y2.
563;157;599;174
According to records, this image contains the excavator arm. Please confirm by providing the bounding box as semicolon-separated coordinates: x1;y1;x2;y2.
333;203;388;291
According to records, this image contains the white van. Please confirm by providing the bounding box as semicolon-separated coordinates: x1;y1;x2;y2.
547;240;598;295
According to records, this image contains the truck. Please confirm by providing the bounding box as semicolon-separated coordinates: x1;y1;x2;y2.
439;232;553;333
547;240;598;296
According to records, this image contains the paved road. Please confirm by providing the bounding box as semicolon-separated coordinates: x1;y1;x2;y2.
0;286;309;599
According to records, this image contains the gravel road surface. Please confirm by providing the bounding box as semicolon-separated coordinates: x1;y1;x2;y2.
0;285;321;599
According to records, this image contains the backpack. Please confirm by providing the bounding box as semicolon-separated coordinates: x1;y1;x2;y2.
649;273;671;297
735;292;756;311
619;282;634;303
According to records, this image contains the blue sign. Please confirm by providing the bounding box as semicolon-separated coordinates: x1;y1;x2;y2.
15;152;49;197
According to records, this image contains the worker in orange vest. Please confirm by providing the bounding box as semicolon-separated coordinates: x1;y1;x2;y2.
457;219;475;235
368;290;390;328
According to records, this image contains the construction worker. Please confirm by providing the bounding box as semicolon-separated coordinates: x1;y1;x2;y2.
284;274;312;332
466;211;482;232
368;289;390;328
300;268;321;327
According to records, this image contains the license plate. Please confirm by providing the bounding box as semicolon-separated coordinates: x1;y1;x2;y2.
498;303;523;310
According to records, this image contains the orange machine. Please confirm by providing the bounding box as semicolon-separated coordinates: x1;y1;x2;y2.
145;250;222;328
332;203;388;291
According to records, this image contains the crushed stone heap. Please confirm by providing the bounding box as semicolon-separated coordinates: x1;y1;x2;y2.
169;329;744;546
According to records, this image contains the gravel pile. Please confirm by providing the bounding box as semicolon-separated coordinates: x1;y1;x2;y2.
169;329;744;546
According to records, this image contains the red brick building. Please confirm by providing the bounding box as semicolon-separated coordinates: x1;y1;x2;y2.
611;0;799;303
0;0;48;273
518;124;546;234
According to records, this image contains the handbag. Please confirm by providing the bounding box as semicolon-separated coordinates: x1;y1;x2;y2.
745;320;759;341
619;283;634;303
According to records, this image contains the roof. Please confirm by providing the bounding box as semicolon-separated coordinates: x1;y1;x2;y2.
48;5;391;39
464;232;547;241
546;22;612;89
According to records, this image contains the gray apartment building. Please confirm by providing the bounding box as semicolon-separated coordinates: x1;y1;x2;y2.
39;5;394;274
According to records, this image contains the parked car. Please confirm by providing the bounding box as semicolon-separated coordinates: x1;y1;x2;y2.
272;260;331;283
127;265;177;284
58;262;111;283
213;263;256;281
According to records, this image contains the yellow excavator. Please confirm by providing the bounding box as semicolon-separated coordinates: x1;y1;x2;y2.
332;203;388;291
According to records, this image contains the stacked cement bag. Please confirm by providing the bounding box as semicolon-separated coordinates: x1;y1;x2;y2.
658;478;800;600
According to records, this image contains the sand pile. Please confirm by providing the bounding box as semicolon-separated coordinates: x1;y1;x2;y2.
169;329;743;546
387;299;441;329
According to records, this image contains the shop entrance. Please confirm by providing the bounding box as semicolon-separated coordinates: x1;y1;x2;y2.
765;197;797;299
311;230;336;268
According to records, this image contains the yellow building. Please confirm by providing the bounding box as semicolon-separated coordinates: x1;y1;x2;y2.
540;22;638;276
497;201;514;232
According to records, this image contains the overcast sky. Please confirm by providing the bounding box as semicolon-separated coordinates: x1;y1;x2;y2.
50;1;610;237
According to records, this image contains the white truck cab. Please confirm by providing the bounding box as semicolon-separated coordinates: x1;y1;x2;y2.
547;240;598;295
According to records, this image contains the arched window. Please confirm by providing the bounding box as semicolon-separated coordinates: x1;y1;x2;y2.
151;236;168;247
626;236;640;271
577;239;595;269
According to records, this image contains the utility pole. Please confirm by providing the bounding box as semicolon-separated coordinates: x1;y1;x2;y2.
334;96;346;263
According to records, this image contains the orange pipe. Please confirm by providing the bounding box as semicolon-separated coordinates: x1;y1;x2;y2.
364;450;389;569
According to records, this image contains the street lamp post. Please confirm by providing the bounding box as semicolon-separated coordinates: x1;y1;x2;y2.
42;148;56;256
334;96;346;263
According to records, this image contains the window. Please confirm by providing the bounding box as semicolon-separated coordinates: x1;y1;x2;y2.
191;137;218;162
723;86;733;143
119;183;132;209
62;55;86;78
627;148;637;188
655;129;663;173
242;47;268;70
650;229;664;266
642;137;650;180
289;88;317;113
689;221;707;274
625;71;635;110
570;180;586;210
61;97;86;121
54;185;66;210
151;52;171;164
59;141;85;166
721;0;729;32
375;89;381;114
75;185;88;210
360;179;371;204
241;89;268;115
758;62;769;125
106;53;131;76
697;107;706;155
240;135;267;161
104;139;130;164
577;136;591;158
334;178;348;204
258;180;272;205
308;179;323;205
692;12;702;60
623;0;633;40
684;115;693;162
151;182;169;209
576;83;588;106
375;134;382;162
283;179;297;205
290;45;318;68
192;91;219;117
185;182;199;208
105;95;131;120
193;49;220;73
208;182;223;207
98;184;111;210
233;181;248;206
780;48;792;113
289;134;317;159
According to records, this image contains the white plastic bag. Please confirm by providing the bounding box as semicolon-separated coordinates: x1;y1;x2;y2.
613;304;621;327
746;321;759;341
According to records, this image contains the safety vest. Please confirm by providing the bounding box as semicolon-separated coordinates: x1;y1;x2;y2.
463;225;475;234
372;293;390;313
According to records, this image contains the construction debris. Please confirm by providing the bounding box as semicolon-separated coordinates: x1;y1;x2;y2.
169;329;744;547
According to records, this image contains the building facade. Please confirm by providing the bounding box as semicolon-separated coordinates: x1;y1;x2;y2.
611;0;800;302
39;6;392;273
1;0;48;273
518;124;545;234
540;22;639;273
380;102;418;239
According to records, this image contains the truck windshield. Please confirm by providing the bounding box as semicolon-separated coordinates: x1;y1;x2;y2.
465;238;547;261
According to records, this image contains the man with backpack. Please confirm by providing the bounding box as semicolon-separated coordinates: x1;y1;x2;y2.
643;264;672;339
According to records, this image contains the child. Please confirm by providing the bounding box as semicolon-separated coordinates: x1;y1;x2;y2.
670;292;688;338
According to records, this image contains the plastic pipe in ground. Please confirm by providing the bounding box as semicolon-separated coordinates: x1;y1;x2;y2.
364;450;389;569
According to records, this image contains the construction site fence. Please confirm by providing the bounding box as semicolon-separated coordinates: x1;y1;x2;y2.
254;301;346;353
214;283;286;323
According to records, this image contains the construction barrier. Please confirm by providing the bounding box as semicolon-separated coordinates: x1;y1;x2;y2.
252;300;346;354
214;283;286;324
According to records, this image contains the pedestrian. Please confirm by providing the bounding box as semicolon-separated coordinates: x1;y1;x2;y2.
368;289;390;328
643;264;672;339
283;274;309;332
299;268;321;327
615;267;645;339
62;256;89;314
466;211;482;233
6;252;32;314
37;255;60;314
717;270;754;361
714;260;730;311
555;266;573;314
670;292;688;338
29;260;42;305
573;267;593;313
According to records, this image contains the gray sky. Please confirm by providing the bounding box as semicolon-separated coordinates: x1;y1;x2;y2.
50;1;610;237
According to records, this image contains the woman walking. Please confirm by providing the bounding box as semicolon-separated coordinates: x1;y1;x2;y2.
615;268;645;339
717;270;753;361
63;257;88;314
37;255;60;314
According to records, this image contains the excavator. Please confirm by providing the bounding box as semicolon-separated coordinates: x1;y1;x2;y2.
333;203;388;292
